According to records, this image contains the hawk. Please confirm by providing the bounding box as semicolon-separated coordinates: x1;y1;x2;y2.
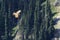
13;10;21;18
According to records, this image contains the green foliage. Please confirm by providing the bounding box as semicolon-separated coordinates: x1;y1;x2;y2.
0;0;55;40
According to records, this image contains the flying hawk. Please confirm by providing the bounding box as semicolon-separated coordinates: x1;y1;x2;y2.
13;10;21;18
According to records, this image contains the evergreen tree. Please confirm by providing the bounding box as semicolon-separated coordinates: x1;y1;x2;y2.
0;0;55;40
